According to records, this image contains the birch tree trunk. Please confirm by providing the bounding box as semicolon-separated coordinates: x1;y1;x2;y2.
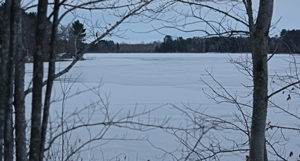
248;0;274;160
29;0;48;160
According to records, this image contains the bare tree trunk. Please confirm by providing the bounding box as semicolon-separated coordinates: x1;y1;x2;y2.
39;0;60;160
3;0;22;160
29;0;48;160
0;0;11;160
14;49;27;161
249;0;273;160
14;0;27;160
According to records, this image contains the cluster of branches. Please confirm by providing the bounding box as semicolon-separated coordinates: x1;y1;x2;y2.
0;0;174;161
0;6;89;60
1;0;300;160
123;0;299;160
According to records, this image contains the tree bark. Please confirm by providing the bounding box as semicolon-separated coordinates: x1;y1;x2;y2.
29;0;48;160
4;0;22;160
249;0;274;160
0;0;12;160
14;0;27;160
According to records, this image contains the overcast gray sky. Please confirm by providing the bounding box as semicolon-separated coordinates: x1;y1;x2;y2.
25;0;300;43
111;1;300;43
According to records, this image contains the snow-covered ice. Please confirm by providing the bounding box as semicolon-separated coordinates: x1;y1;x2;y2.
24;53;300;161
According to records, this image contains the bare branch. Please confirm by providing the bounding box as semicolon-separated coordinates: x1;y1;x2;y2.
268;80;300;99
25;1;153;96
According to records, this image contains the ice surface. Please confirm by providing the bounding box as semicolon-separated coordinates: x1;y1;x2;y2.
24;53;300;161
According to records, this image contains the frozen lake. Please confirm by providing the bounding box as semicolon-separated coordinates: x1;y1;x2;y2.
25;53;300;161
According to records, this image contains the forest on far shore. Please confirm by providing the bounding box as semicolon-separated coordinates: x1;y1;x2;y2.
88;29;300;54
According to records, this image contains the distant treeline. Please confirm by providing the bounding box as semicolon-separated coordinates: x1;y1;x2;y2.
87;29;300;53
1;5;298;55
87;40;161;53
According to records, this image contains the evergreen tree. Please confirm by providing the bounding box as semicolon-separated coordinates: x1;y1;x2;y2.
70;20;86;43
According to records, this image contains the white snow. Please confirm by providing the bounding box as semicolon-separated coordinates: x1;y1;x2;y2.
24;53;300;161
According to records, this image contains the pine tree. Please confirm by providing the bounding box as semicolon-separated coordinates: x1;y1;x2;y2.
70;20;86;43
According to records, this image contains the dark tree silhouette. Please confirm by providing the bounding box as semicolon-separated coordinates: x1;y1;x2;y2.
70;20;86;43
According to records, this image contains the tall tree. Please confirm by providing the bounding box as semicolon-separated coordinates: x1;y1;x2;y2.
39;0;60;160
160;35;174;52
246;0;273;160
1;0;162;160
0;0;12;160
12;0;27;160
152;0;274;160
29;0;48;160
5;0;17;159
67;20;86;55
